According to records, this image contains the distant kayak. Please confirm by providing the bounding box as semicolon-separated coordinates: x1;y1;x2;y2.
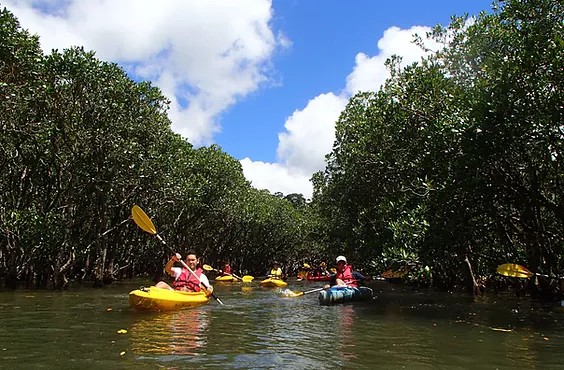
260;277;288;288
215;275;238;282
129;286;210;311
318;286;373;305
306;274;331;282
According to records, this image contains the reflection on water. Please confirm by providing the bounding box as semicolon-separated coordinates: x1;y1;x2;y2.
337;305;357;362
0;280;564;369
130;308;209;355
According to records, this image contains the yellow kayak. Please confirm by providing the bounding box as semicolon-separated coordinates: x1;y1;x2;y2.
129;286;210;311
259;278;288;288
215;275;239;282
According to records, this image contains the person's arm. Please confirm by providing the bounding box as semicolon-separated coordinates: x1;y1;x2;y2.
353;271;365;285
329;274;337;286
164;253;181;276
199;273;214;294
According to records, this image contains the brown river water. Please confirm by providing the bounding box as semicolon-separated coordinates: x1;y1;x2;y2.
1;278;563;369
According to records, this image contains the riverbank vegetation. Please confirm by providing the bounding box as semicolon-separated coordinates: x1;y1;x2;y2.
1;0;562;297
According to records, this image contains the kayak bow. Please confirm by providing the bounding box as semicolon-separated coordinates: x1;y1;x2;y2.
318;286;373;305
129;286;210;312
259;277;288;288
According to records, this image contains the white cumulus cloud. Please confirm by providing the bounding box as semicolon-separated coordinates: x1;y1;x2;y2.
4;0;279;146
346;26;439;95
240;158;312;197
277;93;348;176
243;25;436;198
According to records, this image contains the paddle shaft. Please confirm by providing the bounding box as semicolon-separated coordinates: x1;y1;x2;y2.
204;265;255;282
290;286;327;297
302;287;326;295
256;274;284;280
204;265;243;280
211;266;245;281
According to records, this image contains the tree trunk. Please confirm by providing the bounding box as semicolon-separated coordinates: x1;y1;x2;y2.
464;255;481;295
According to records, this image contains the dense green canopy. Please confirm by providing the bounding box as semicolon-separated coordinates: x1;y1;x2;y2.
0;8;317;288
314;0;563;292
1;0;563;296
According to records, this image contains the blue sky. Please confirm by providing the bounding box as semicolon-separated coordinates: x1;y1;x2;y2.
5;0;492;198
217;1;491;161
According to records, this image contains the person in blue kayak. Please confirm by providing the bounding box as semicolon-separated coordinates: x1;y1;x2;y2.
269;261;285;280
156;250;214;294
328;255;364;288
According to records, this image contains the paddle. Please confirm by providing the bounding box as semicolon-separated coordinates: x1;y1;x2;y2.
202;264;254;282
496;263;554;279
131;205;224;305
254;275;272;280
255;273;287;281
283;287;327;298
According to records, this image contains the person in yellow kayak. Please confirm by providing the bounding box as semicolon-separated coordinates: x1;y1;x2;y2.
297;262;312;280
220;261;232;276
269;261;285;280
156;250;214;294
312;261;330;277
326;255;364;288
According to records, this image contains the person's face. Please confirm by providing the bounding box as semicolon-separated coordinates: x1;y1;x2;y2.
337;260;346;272
185;254;198;269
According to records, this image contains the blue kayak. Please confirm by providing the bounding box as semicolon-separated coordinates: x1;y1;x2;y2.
318;286;373;305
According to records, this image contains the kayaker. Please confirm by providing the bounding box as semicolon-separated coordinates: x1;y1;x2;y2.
155;251;214;295
269;261;285;280
220;261;232;276
312;261;330;277
327;255;364;288
297;262;311;280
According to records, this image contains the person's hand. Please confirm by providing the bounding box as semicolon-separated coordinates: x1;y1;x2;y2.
173;253;181;262
202;285;214;295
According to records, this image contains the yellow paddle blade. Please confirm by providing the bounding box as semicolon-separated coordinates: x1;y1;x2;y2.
131;205;157;235
280;289;303;297
288;291;304;297
496;263;534;278
242;275;254;282
202;264;215;272
282;287;325;298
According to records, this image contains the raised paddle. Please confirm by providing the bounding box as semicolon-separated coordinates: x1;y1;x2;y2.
496;263;557;279
131;205;224;305
202;264;254;282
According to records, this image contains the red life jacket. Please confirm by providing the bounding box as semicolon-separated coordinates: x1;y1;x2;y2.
173;267;203;292
336;264;358;287
222;265;232;276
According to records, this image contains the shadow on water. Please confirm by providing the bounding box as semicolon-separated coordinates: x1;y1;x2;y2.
0;278;563;369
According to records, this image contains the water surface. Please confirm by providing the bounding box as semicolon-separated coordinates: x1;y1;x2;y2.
1;279;563;369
